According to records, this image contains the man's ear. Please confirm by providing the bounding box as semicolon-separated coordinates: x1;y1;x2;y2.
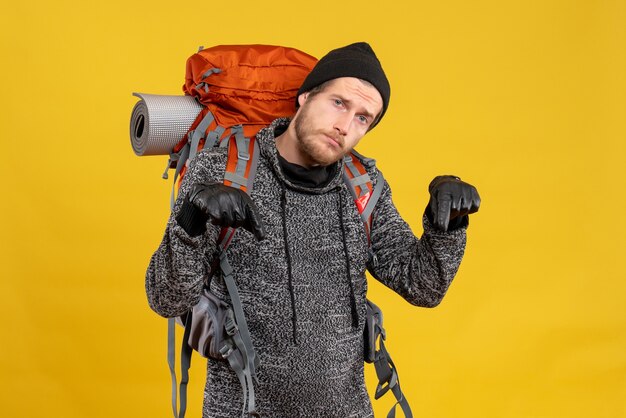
297;92;309;107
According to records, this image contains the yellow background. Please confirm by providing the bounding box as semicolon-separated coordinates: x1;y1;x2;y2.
1;0;625;417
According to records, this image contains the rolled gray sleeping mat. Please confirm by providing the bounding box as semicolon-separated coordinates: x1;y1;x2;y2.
130;93;203;156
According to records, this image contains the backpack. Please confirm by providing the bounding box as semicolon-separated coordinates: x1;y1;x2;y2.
133;44;412;418
164;44;318;209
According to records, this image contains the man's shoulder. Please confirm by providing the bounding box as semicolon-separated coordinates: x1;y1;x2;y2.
193;145;229;169
197;144;229;159
183;146;230;184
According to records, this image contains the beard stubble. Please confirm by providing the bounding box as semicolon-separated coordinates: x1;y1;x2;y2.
293;103;346;167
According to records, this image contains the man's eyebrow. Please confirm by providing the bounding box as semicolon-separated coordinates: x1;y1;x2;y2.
334;95;376;119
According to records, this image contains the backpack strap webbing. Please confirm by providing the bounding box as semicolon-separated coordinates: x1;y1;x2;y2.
367;301;413;418
218;252;260;417
168;144;191;210
188;111;216;162
222;126;259;192
342;151;386;243
374;337;413;418
167;317;179;418
217;131;260;249
166;313;194;418
215;132;261;416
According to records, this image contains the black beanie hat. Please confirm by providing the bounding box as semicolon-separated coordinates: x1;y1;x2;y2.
296;42;391;128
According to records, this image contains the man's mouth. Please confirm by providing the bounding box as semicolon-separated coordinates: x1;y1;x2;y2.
323;134;342;148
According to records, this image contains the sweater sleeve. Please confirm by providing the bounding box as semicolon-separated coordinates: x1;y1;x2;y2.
366;179;467;307
144;150;225;318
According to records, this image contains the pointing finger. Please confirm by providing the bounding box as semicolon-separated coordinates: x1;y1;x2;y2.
470;187;481;214
245;201;267;241
437;195;452;232
429;196;439;228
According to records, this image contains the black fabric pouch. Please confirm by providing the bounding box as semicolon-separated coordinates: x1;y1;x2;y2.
363;299;383;363
185;288;236;359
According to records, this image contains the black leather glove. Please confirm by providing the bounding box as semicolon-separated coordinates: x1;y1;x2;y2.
426;175;481;232
175;182;266;240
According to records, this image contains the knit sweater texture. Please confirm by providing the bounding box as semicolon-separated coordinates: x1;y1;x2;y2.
145;118;467;417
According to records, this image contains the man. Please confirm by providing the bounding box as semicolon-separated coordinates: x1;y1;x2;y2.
146;42;480;417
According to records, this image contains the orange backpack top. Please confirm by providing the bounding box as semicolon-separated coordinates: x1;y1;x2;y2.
183;44;317;137
165;45;318;200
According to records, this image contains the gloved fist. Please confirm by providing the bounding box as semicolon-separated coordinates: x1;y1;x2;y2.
176;182;266;240
426;175;481;232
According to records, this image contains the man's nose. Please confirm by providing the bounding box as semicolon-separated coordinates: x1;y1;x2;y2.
333;112;352;136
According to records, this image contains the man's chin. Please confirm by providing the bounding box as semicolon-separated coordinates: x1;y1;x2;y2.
314;152;344;167
299;137;344;166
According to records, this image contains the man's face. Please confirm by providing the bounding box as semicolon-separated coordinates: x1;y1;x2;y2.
292;77;383;167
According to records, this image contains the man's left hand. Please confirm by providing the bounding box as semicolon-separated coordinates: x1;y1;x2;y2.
427;175;481;231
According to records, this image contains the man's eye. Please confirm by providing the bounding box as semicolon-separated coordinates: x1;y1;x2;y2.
358;115;368;124
334;99;343;106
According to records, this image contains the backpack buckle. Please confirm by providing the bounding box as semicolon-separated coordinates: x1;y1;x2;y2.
237;148;250;161
219;341;235;359
224;312;238;336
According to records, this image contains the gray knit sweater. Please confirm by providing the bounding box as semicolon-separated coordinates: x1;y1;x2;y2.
146;118;467;418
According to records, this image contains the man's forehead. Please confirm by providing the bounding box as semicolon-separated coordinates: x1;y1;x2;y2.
323;77;383;113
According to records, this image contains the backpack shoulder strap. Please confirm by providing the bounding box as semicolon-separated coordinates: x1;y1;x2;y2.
170;131;261;418
346;154;412;417
217;128;260;251
215;131;261;416
342;151;386;243
222;126;260;194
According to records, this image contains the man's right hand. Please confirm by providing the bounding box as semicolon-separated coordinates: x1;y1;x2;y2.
175;182;266;240
426;175;480;232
